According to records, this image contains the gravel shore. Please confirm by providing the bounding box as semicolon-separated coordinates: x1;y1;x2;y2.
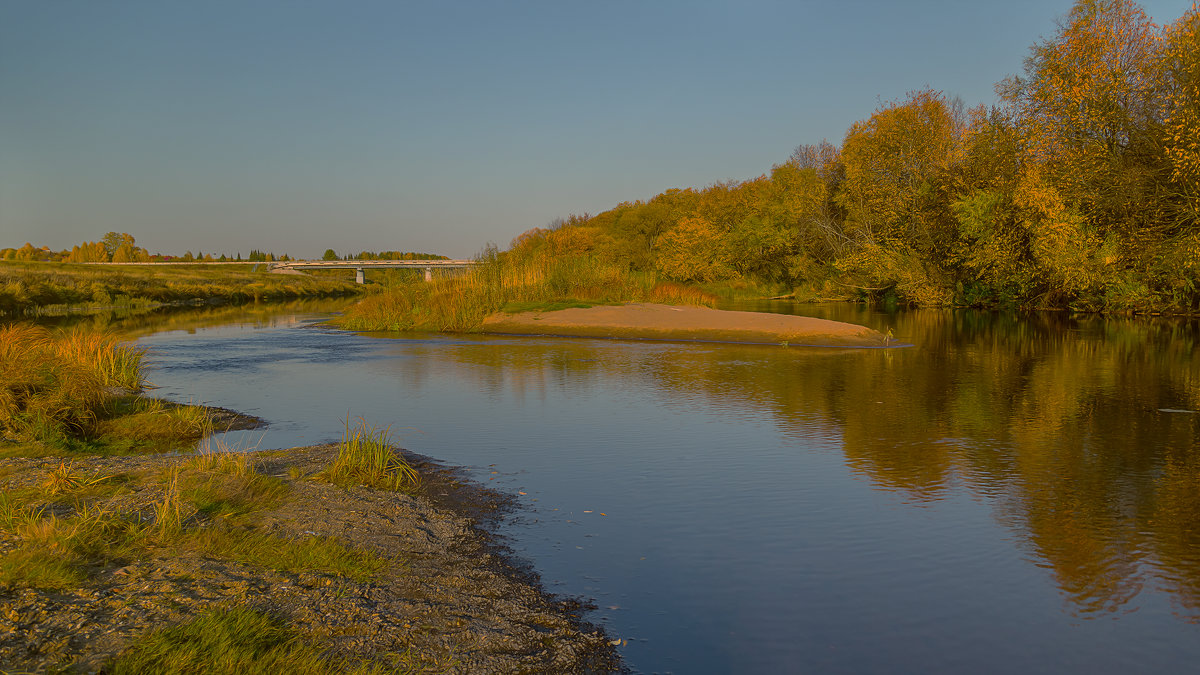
0;446;621;673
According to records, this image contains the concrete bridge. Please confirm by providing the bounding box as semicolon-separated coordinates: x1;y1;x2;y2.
268;259;476;284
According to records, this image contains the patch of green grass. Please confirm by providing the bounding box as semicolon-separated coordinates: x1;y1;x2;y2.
189;528;385;582
107;606;342;675
0;501;146;589
183;464;289;521
321;418;420;492
108;605;434;674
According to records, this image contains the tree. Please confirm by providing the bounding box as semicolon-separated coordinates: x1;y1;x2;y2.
654;217;734;282
101;232;135;258
837;89;966;258
1161;4;1200;222
999;0;1169;235
323;249;338;261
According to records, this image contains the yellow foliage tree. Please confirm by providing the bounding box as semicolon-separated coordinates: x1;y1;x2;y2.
1161;4;1200;219
837;89;965;257
654;217;734;283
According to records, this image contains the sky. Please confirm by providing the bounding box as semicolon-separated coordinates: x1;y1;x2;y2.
2;0;1196;259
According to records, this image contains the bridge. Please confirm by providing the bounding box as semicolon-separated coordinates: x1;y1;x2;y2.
268;259;476;284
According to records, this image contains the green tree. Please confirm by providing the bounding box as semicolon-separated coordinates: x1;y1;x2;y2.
323;249;338;261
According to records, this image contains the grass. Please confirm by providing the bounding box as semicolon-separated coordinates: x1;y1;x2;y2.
0;261;362;316
321;418;420;492
334;250;718;333
0;324;215;456
0;446;383;591
106;605;408;675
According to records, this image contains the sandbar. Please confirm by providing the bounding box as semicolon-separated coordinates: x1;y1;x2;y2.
481;302;889;347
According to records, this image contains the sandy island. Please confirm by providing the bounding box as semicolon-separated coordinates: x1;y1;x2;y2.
482;302;889;347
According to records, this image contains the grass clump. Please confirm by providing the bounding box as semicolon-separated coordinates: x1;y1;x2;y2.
321;418;420;491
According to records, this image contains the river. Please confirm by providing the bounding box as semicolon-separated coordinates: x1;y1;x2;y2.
115;300;1200;673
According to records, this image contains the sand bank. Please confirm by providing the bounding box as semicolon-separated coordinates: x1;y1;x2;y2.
482;302;889;347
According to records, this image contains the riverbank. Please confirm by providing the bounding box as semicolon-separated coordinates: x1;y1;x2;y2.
0;262;362;317
481;302;892;347
0;445;621;673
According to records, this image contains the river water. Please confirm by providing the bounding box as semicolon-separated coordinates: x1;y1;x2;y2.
121;301;1199;673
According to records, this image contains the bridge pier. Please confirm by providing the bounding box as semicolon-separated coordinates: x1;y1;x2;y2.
424;267;433;282
355;268;365;284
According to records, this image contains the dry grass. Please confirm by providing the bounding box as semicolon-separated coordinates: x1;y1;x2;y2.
0;324;219;455
336;250;718;333
0;261;362;316
0;324;145;446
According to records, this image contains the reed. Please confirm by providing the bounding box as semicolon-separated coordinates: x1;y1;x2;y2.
321;417;420;491
336;250;717;333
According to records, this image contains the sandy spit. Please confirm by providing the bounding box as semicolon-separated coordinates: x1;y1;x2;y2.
481;302;889;347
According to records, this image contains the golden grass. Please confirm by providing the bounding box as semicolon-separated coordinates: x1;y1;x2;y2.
0;323;219;455
336;251;718;333
0;324;145;445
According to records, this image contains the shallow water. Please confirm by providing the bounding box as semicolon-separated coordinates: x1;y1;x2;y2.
131;303;1200;674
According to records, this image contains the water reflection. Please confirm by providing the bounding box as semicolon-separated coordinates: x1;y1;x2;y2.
84;301;1200;672
364;304;1200;622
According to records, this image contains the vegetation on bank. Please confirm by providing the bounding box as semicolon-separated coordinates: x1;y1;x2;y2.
334;247;719;332
0;324;218;456
0;443;441;671
321;418;421;492
0;261;362;316
498;1;1200;315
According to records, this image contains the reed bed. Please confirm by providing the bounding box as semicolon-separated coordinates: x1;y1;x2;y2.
336;251;718;332
0;324;214;454
0;324;145;445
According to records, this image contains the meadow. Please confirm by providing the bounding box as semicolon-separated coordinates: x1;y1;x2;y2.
0;261;361;316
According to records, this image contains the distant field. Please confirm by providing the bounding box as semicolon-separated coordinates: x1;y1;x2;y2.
0;261;362;315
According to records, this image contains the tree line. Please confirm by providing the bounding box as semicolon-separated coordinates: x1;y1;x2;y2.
1;233;293;264
513;0;1199;313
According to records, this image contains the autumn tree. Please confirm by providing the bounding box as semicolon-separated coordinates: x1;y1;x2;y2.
1000;0;1171;241
838;90;966;256
654;216;733;282
1161;4;1200;224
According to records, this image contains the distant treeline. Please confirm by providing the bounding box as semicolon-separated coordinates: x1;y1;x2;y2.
1;233;292;264
512;0;1199;313
322;249;449;261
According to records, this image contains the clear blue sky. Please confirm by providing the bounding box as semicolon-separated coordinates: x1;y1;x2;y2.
2;0;1194;259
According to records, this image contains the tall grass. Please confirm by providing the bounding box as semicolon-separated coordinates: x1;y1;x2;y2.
321;418;420;491
336;250;717;332
0;324;146;445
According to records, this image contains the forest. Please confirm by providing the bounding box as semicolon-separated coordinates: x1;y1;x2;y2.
509;0;1200;313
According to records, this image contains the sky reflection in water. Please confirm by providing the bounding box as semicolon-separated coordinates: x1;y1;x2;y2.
136;304;1200;674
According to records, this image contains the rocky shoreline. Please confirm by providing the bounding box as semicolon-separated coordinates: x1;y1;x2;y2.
0;445;622;673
